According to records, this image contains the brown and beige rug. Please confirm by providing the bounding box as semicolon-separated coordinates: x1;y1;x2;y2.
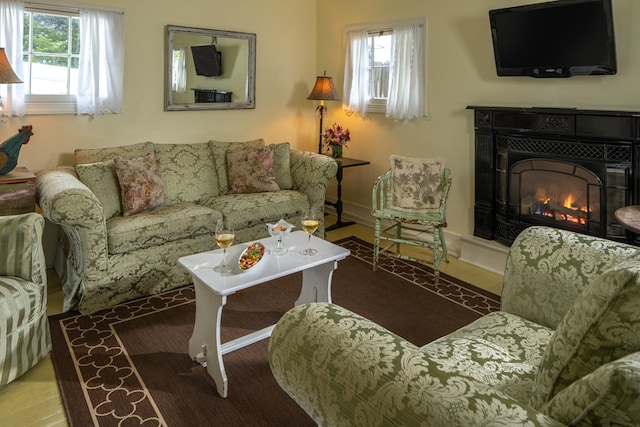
49;237;500;426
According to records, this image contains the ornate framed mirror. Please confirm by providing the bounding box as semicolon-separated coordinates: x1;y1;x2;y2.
165;25;256;111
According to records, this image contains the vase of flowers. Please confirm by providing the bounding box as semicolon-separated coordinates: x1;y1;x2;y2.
323;123;350;158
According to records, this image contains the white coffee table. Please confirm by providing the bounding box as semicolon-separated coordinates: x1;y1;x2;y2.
178;230;350;398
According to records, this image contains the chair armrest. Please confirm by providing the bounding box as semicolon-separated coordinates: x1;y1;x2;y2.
290;151;337;234
269;303;564;427
36;167;109;275
0;213;46;285
501;226;640;329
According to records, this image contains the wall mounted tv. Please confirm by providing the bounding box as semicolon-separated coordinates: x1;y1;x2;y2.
489;0;617;78
191;45;222;77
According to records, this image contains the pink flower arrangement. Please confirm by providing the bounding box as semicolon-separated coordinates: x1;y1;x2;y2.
323;123;351;148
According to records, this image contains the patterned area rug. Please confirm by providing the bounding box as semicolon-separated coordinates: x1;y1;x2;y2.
49;237;500;426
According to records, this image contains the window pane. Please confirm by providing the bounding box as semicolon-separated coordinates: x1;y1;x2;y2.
369;34;391;99
71;17;80;55
32;13;69;55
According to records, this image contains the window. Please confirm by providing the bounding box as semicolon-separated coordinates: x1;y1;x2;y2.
343;18;426;121
23;8;79;113
0;1;124;117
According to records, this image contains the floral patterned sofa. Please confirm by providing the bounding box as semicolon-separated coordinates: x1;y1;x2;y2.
269;226;640;426
37;139;336;314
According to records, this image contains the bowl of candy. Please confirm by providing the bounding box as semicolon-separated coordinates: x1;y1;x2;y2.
267;219;294;255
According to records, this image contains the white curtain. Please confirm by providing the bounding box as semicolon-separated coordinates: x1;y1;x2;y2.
77;8;124;115
342;29;369;118
386;23;425;121
0;0;25;118
172;47;187;93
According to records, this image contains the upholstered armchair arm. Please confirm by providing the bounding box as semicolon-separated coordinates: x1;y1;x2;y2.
36;166;109;275
501;226;640;329
290;150;337;235
0;213;46;285
269;303;564;427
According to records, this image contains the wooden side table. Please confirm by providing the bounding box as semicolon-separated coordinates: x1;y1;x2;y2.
0;167;37;216
615;206;640;234
325;157;370;231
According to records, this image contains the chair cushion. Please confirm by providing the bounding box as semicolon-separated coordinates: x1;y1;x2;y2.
389;155;445;212
422;311;554;404
541;352;640;426
154;142;220;203
75;159;122;220
204;190;308;231
530;260;640;409
114;153;166;216
106;203;220;254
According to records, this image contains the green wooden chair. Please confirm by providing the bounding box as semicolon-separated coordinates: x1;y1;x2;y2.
371;156;451;282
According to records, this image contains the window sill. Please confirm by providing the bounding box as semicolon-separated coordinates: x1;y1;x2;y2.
25;102;77;115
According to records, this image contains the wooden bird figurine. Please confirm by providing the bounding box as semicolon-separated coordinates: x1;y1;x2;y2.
0;125;34;175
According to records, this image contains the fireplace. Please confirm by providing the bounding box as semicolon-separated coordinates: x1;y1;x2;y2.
469;106;639;245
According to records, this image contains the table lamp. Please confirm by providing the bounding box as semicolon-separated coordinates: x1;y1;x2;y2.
307;71;340;154
0;48;22;111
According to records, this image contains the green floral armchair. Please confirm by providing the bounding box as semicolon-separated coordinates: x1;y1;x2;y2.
0;213;51;386
269;226;640;426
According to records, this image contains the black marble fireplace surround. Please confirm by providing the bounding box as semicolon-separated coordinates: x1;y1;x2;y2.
469;106;640;246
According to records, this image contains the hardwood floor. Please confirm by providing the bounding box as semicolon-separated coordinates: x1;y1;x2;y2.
0;216;503;426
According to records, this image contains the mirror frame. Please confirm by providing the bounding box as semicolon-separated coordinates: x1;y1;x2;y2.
165;25;256;111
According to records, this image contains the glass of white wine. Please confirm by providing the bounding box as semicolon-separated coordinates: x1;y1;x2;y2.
300;208;319;256
214;220;235;273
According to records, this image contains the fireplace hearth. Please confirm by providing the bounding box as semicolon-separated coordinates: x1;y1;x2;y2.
469;106;640;245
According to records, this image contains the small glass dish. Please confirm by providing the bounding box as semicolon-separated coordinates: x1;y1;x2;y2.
267;219;295;255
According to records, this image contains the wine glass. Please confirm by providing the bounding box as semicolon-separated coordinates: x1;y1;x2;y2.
214;220;235;273
300;208;319;255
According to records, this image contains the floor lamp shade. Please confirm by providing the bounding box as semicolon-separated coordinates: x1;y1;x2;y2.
0;48;22;84
307;72;340;154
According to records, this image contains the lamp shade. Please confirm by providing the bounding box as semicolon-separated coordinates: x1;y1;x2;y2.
0;48;22;84
307;73;340;101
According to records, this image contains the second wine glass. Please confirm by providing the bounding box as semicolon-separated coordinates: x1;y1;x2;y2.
214;220;235;273
300;208;319;255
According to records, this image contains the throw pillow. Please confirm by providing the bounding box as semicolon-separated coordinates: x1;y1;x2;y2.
530;260;640;409
389;155;445;212
270;142;293;190
541;352;640;426
209;138;264;194
75;160;122;220
225;146;280;194
114;153;166;216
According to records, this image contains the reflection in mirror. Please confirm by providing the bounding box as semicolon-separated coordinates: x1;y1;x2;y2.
165;25;256;111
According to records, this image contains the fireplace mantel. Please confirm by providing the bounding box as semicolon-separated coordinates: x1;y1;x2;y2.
468;106;640;245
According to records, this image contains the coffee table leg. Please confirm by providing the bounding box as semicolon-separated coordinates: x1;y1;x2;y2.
295;261;337;305
189;278;228;398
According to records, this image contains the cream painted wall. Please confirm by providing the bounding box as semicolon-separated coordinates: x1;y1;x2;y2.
317;0;640;241
5;0;319;173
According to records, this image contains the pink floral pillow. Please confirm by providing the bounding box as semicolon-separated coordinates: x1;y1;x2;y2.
226;147;280;194
114;153;166;215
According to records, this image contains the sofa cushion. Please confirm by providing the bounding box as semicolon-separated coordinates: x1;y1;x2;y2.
209;139;264;194
541;352;640;426
114;153;166;216
204;190;308;231
75;159;122;220
226;146;280;194
389;155;446;211
75;141;154;165
530;260;640;409
106;202;221;254
270;142;293;190
422;311;554;404
154;142;220;203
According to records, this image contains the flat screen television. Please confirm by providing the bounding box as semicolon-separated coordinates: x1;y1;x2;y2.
489;0;617;78
191;45;222;77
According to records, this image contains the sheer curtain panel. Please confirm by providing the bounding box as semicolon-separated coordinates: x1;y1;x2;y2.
77;8;124;115
342;29;369;118
0;0;25;118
